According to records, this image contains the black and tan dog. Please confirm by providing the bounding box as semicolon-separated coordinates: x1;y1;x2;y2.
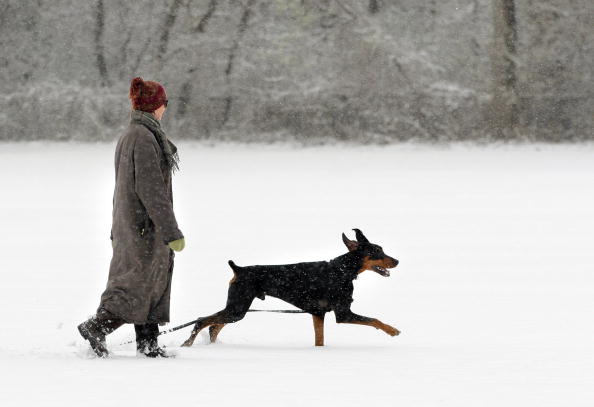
181;229;400;347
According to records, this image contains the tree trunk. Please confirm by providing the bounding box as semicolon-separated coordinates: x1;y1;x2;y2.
94;0;110;87
157;0;184;71
194;0;218;33
222;0;255;126
491;0;519;139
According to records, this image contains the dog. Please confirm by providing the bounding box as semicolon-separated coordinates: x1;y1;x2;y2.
181;229;400;347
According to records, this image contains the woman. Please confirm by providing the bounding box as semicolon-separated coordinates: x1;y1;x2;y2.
78;77;185;358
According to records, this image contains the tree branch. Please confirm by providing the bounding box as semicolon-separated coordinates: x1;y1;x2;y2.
194;0;218;33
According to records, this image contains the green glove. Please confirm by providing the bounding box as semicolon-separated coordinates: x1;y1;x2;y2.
168;238;185;252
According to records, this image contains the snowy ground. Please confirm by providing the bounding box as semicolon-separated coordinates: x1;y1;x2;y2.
0;142;593;406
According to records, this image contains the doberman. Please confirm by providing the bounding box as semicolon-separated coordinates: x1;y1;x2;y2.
181;229;400;347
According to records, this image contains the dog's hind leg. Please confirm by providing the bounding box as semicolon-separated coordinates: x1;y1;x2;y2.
180;315;213;347
181;304;252;347
181;309;240;347
181;282;257;347
208;324;225;343
312;314;325;346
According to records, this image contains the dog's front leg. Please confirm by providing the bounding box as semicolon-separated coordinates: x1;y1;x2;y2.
335;310;400;337
312;314;325;346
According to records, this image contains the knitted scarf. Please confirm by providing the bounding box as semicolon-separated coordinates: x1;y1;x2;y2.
130;110;180;173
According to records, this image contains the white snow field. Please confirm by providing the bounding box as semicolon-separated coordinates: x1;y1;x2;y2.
0;142;593;407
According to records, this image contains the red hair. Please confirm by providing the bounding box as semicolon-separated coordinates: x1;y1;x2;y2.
129;77;167;112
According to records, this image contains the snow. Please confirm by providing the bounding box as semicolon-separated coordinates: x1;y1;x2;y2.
0;142;593;406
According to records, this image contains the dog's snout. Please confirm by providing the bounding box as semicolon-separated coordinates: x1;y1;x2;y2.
391;258;399;267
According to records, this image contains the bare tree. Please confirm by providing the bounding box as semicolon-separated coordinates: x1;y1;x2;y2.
94;0;110;86
222;0;255;126
157;0;185;70
491;0;519;139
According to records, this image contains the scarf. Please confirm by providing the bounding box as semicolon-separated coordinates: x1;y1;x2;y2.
130;110;180;173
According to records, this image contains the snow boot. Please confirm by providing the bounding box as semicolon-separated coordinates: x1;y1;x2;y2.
135;323;171;358
78;308;124;358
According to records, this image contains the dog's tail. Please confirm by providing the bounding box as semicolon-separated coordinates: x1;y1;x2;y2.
228;260;264;299
228;260;241;272
228;260;244;286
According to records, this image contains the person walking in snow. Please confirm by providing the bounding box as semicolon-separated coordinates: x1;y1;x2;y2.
78;77;185;358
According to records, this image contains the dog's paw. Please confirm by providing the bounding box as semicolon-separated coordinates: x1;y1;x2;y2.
181;338;194;347
384;325;400;337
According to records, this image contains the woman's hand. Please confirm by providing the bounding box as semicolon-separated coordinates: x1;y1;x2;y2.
168;238;185;252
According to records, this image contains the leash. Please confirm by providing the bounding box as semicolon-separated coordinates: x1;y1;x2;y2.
247;309;306;314
118;309;306;346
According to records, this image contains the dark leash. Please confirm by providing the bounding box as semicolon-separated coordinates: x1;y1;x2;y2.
118;309;306;346
247;309;306;314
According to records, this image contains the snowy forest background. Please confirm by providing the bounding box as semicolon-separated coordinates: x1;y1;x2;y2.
0;0;592;143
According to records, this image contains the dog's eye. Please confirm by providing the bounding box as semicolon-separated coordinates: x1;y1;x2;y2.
369;247;383;258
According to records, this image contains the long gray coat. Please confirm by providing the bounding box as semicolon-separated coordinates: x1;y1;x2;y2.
99;123;183;324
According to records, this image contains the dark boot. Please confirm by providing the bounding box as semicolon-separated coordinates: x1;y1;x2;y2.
135;323;170;358
78;308;124;358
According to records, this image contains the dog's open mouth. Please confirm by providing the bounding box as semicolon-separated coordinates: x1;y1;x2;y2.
372;265;392;277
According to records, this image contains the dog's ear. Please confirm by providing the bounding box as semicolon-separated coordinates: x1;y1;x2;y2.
353;228;369;243
342;233;358;252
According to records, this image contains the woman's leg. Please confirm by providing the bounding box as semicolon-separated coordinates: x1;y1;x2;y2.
134;323;169;357
78;308;124;357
